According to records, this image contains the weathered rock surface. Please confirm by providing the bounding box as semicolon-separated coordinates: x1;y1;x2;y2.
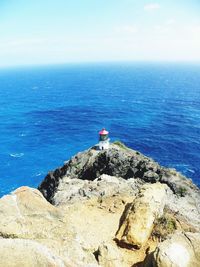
145;232;200;267
38;144;198;202
1;143;200;267
0;184;157;267
38;143;199;217
0;186;66;239
95;242;124;267
0;239;70;267
116;183;168;248
52;174;143;206
0;187;99;267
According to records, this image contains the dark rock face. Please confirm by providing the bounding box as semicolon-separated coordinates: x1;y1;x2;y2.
83;150;159;180
38;143;198;203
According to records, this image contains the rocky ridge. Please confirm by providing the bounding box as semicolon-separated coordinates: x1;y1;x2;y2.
0;142;200;266
39;143;200;231
39;143;198;199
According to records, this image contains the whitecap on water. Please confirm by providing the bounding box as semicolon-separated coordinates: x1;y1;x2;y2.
10;153;24;158
19;133;26;137
187;169;195;174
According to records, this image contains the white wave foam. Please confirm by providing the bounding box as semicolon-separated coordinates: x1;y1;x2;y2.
187;169;195;174
10;153;24;158
19;133;26;137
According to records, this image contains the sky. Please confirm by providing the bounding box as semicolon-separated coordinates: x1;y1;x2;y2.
0;0;200;67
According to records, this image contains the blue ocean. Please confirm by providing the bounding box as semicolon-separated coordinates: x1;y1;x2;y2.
0;63;200;196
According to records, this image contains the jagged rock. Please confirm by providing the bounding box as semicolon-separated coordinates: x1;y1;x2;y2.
1;143;200;267
145;232;200;267
164;189;200;232
38;143;199;205
52;174;143;206
116;183;168;248
95;242;124;267
38;143;200;233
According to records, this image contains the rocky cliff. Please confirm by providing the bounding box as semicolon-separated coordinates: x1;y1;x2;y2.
0;142;200;267
38;142;198;202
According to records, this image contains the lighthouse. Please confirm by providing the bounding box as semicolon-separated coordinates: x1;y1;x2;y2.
98;128;110;150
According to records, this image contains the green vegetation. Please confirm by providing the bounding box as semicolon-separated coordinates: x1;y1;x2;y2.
88;151;93;157
176;186;187;197
152;214;177;241
113;140;128;150
0;232;18;239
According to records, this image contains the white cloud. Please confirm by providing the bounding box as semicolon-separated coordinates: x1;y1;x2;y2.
165;19;175;25
114;25;138;34
144;3;160;11
153;19;176;36
190;25;200;34
0;38;47;48
154;25;168;33
1;23;200;67
187;25;200;42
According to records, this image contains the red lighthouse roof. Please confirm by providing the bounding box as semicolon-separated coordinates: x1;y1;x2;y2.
99;128;109;135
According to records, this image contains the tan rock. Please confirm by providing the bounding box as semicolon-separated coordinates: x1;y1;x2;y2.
60;195;132;251
95;242;124;267
2;181;198;267
0;186;65;239
116;183;167;248
147;232;200;267
0;187;99;267
0;239;71;267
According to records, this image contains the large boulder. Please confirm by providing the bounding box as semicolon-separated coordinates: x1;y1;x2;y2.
0;239;71;267
146;232;200;267
0;186;65;239
0;187;99;267
116;183;168;248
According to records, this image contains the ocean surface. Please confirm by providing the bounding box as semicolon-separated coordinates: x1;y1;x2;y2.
0;63;200;196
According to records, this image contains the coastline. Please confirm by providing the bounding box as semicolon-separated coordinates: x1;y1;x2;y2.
0;142;199;266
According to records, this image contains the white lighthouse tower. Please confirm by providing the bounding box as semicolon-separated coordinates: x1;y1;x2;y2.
98;128;110;150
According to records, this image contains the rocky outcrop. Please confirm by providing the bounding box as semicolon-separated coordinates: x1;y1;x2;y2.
52;174;143;206
0;186;66;239
145;232;200;267
0;187;99;267
115;183;167;248
38;143;198;204
38;143;200;232
1;143;200;267
0;239;70;267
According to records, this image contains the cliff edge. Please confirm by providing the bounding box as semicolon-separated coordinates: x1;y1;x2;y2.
38;142;198;202
0;142;199;267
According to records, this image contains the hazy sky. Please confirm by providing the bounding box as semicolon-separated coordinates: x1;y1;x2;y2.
1;0;200;67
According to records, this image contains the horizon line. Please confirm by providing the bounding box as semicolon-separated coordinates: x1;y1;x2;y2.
1;59;200;70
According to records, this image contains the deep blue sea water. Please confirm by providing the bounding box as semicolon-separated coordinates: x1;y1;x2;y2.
0;63;200;196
